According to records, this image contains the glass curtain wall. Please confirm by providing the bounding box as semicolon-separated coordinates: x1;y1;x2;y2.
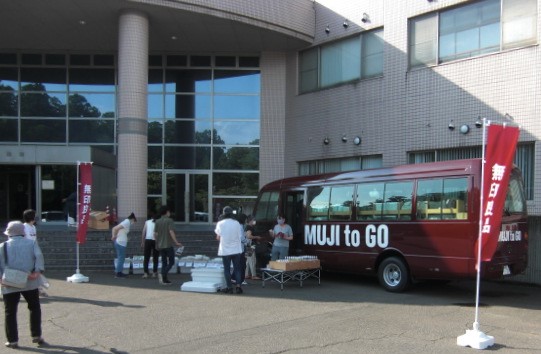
0;53;260;223
147;55;260;222
0;53;115;222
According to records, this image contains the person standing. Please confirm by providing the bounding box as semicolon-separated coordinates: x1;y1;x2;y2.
22;209;37;242
22;209;48;296
154;206;182;285
141;212;159;278
235;213;249;285
215;206;244;294
1;221;46;349
111;212;137;278
244;215;261;280
269;214;293;261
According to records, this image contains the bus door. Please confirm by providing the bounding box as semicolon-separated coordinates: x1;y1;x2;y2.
283;191;304;255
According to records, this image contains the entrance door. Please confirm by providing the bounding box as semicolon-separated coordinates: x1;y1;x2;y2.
165;172;210;222
283;191;304;255
0;166;34;223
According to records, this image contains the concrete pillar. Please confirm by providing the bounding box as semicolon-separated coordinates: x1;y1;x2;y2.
117;9;148;229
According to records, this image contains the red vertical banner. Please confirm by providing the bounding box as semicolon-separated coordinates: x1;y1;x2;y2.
476;124;520;262
77;163;92;244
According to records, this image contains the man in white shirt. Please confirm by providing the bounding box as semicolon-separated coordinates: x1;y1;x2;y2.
215;206;243;294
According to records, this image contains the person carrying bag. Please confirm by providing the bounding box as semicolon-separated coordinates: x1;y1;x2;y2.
0;221;46;349
2;246;29;288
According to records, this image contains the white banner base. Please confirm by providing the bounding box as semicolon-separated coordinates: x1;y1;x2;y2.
457;325;494;350
67;270;90;283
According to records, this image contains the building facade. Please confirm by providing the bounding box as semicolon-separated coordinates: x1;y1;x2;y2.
0;0;540;280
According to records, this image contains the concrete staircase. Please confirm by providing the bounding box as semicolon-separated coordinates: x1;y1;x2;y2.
37;227;218;272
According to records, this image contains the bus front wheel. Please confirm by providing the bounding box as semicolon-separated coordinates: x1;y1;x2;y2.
378;257;410;292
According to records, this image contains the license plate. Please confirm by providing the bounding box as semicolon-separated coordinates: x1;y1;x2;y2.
503;265;511;275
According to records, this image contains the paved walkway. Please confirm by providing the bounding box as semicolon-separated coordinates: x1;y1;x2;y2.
2;271;541;353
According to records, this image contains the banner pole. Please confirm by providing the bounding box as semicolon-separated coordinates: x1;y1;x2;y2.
67;161;90;283
474;118;488;328
457;119;494;349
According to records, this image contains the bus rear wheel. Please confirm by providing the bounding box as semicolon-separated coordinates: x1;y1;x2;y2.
378;257;410;292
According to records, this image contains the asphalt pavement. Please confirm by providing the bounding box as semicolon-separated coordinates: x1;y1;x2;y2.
2;270;541;353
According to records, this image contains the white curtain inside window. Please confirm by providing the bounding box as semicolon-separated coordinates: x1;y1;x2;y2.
409;15;438;67
502;0;538;49
362;29;384;78
299;48;319;93
321;37;360;87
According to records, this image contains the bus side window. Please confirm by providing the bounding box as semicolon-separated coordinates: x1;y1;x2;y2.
416;179;443;220
416;178;468;220
329;185;355;221
443;178;468;220
383;181;414;221
356;183;384;220
307;186;330;221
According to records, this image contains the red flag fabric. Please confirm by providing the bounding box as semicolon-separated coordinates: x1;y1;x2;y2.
476;124;520;262
77;163;92;244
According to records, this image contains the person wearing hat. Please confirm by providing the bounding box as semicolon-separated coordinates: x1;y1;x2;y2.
111;212;137;278
1;221;46;349
215;206;244;294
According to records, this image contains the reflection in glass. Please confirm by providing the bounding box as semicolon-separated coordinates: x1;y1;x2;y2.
69;68;115;92
167;55;187;67
147;196;163;216
165;173;209;222
69;120;114;143
21;92;66;117
190;56;211;67
164;146;210;169
21;68;66;91
165;94;211;119
0;68;18;89
214;71;260;93
215;56;236;67
0;118;17;141
191;174;209;222
41;165;76;214
0;92;18;116
148;94;164;118
0;54;17;65
21;119;66;142
147;172;162;194
164;119;211;144
214;95;260;119
165;69;211;93
213;172;258;196
212;198;256;222
148;146;162;169
68;93;115;118
148;69;163;93
213;121;259;145
148;120;163;143
239;57;260;67
90;145;114;153
213;146;259;170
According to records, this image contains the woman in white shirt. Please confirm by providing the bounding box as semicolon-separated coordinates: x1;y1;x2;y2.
141;213;159;278
22;209;37;242
112;212;137;278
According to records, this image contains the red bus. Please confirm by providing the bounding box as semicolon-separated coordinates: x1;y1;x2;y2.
253;159;528;292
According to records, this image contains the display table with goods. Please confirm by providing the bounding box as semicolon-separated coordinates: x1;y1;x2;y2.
261;257;321;290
